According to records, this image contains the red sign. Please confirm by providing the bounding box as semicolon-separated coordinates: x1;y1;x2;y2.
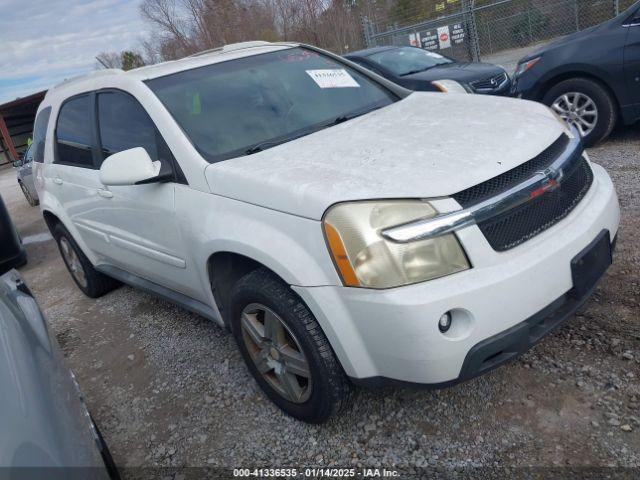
440;32;449;42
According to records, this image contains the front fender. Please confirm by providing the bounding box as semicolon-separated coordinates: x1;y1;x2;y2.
178;188;342;289
538;62;624;103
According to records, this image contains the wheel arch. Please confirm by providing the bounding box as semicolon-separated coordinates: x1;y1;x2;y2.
42;209;61;232
537;70;620;114
40;206;99;266
207;251;290;328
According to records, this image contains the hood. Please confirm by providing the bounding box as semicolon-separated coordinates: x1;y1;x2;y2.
205;92;566;220
401;62;505;84
523;22;608;61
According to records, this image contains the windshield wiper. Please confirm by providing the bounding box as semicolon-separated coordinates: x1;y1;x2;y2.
400;66;434;76
243;109;380;156
245;141;283;155
244;127;321;155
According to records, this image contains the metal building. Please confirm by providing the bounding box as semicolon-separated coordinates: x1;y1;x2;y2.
0;90;47;166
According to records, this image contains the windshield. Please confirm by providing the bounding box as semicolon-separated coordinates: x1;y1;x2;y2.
368;47;453;76
146;47;397;162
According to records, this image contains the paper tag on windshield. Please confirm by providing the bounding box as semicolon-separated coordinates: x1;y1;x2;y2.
306;69;360;88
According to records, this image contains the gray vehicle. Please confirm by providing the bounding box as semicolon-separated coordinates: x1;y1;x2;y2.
0;266;118;477
13;143;39;206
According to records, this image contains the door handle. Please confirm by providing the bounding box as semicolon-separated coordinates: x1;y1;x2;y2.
97;189;113;199
53;177;63;185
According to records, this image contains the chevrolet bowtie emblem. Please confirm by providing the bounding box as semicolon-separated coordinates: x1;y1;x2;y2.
530;167;563;199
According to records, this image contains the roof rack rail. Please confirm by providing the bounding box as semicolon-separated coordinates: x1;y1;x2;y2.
189;41;274;57
52;69;123;89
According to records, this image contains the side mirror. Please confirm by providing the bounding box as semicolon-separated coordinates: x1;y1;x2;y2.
99;148;161;186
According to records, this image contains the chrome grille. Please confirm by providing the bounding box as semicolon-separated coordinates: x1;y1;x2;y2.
453;134;569;207
453;135;593;251
471;72;508;91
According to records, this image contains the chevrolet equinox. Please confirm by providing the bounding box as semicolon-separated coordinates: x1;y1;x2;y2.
34;41;620;422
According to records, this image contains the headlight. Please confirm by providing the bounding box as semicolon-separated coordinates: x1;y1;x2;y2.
431;79;470;94
514;56;541;77
323;200;470;289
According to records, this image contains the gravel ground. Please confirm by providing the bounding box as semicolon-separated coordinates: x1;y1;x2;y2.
2;124;639;477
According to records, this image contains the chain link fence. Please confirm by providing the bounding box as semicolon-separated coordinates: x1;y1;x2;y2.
362;0;638;64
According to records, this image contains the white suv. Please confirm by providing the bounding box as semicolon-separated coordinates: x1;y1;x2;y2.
34;41;620;423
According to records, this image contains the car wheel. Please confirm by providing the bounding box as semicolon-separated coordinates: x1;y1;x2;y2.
52;223;119;298
19;181;38;207
543;78;617;147
230;268;351;423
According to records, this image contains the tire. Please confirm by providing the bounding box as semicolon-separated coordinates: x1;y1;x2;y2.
19;181;38;207
230;268;351;423
52;223;119;298
542;77;617;147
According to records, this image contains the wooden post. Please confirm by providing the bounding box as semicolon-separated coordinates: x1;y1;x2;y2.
0;114;18;162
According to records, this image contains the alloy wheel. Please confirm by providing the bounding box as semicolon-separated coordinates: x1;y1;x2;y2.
551;92;598;138
59;237;88;288
240;303;312;403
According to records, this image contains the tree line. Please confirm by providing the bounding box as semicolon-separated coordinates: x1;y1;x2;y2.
99;0;396;69
95;0;511;69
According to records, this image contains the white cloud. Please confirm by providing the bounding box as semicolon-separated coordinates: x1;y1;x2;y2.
0;0;150;104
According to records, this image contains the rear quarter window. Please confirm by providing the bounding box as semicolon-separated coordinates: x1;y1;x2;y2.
32;107;52;163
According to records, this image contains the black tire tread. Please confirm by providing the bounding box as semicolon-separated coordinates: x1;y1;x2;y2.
231;267;351;422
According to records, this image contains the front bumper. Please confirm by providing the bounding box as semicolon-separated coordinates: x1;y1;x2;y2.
510;71;543;100
354;231;615;388
293;162;619;385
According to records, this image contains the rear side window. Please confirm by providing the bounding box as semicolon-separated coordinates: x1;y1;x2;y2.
32;107;52;163
97;91;159;161
55;96;94;168
23;144;34;162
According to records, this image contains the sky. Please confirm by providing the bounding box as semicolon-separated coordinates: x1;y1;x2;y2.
0;0;150;104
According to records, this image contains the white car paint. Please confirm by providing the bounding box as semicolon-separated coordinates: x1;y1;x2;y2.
295;162;619;381
35;42;620;385
205;92;566;220
99;148;161;186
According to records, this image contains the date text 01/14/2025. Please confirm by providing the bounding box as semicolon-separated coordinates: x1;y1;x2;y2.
232;468;400;477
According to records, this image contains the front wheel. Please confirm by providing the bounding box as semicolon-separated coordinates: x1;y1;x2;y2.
230;268;351;423
543;77;617;147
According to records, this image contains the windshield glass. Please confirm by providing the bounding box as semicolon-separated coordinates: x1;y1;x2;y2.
368;47;453;76
146;47;397;162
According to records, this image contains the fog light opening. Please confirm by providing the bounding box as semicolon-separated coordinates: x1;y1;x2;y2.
438;312;452;333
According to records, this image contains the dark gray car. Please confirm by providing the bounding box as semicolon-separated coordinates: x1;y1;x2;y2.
511;1;640;146
0;266;118;478
344;46;511;95
0;194;26;273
